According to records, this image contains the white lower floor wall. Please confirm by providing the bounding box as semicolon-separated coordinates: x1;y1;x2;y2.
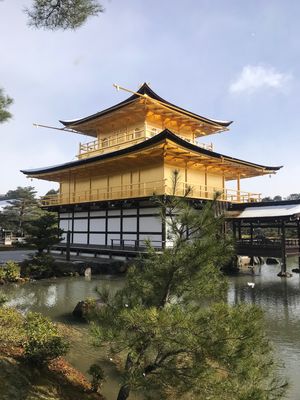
58;202;164;249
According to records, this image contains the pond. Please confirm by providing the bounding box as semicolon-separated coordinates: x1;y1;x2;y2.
1;261;300;400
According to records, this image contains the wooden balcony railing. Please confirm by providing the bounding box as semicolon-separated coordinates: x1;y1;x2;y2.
77;128;213;159
169;182;261;203
237;238;300;248
41;180;261;206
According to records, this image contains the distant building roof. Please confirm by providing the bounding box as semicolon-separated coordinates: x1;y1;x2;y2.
227;200;300;220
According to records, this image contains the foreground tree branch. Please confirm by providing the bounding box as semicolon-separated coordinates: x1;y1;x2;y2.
89;172;287;400
25;0;104;31
0;88;13;123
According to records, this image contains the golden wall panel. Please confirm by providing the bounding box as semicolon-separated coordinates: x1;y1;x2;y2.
207;173;223;189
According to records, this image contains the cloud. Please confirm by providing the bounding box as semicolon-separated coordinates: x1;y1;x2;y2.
229;65;291;94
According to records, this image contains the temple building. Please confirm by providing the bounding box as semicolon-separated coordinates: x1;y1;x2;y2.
21;83;281;253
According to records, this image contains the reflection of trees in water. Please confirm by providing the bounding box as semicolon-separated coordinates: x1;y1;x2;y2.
5;283;58;313
3;277;125;316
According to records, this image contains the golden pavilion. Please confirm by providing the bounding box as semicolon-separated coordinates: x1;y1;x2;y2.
21;83;281;251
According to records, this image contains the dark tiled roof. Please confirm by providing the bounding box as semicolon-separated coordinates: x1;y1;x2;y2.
21;129;282;176
60;83;232;128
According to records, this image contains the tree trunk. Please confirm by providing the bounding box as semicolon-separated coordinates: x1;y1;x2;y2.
117;384;130;400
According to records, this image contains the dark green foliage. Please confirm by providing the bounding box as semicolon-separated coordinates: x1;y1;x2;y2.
0;307;69;364
287;193;300;200
88;363;105;392
93;304;285;400
0;186;40;236
23;312;69;364
0;88;13;123
25;213;63;254
262;193;300;202
22;253;56;278
90;172;286;400
44;189;59;196
25;0;104;31
0;294;8;306
273;195;283;201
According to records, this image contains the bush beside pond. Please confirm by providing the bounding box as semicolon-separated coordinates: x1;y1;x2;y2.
0;261;25;284
0;305;103;400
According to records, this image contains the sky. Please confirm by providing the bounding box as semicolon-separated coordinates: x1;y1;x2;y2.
0;0;299;198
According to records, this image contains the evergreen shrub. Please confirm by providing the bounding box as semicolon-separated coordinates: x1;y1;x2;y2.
23;312;69;364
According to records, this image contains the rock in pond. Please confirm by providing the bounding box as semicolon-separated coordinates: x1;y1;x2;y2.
292;268;300;273
266;258;280;265
277;271;293;278
72;299;106;320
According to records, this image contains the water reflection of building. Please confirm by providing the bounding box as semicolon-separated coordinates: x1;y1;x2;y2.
21;83;281;254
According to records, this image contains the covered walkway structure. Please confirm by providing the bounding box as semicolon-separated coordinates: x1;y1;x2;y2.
226;200;300;276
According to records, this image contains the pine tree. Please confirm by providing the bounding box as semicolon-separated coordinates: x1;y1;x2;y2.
25;213;63;254
25;0;104;31
2;187;40;236
89;173;286;400
0;88;13;123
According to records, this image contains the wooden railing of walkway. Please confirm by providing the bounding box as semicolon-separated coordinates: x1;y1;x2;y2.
236;238;300;258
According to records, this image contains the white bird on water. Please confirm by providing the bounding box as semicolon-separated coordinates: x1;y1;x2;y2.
247;282;255;288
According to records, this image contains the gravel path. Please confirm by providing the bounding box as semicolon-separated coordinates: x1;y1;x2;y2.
0;250;34;265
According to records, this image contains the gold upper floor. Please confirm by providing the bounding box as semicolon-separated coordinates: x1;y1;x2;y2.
61;83;231;160
78;124;213;159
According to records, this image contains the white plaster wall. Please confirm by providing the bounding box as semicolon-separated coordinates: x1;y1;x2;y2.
123;234;137;240
107;233;120;246
60;212;72;218
73;233;88;244
139;234;162;247
89;234;106;245
139;216;162;233
90;218;106;232
123;217;137;232
123;208;137;216
108;209;121;216
108;218;121;232
73;219;88;232
139;207;160;215
59;220;71;231
90;210;106;217
74;212;89;218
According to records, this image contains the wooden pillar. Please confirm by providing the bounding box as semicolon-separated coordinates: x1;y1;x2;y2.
233;221;237;241
281;221;287;274
204;167;208;198
66;230;71;262
222;173;225;201
237;174;241;202
250;222;253;245
297;220;300;268
238;221;242;240
161;201;166;250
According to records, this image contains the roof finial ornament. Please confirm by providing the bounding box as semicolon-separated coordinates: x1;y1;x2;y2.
138;82;151;88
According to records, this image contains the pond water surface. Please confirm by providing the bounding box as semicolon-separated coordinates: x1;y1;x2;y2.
1;261;300;400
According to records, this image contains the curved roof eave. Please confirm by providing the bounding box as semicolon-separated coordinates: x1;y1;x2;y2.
21;129;282;177
59;83;233;129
